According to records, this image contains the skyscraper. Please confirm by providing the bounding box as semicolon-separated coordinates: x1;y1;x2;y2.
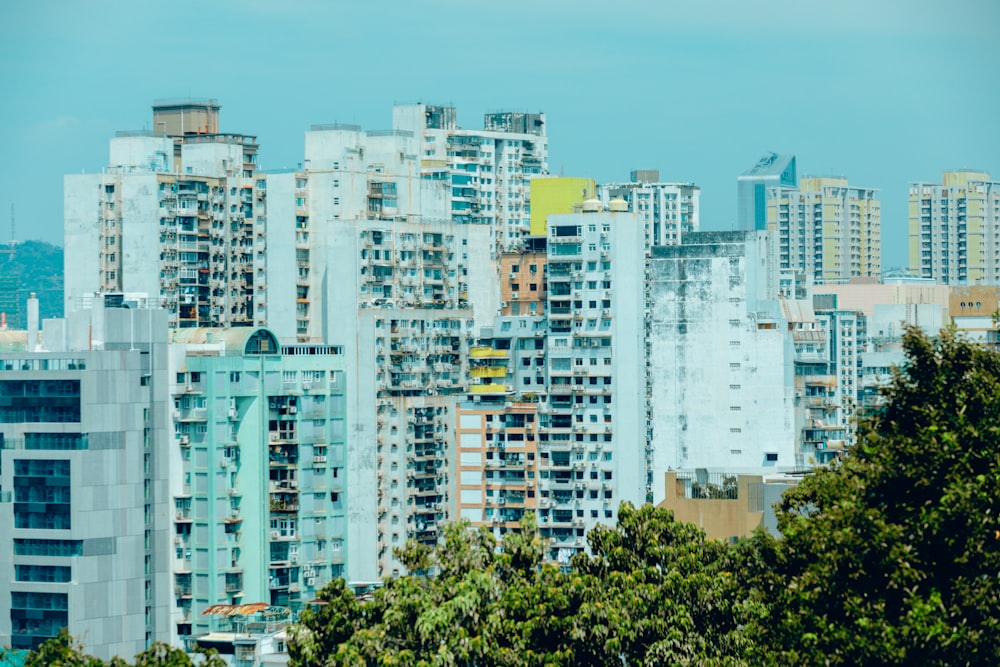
737;153;796;230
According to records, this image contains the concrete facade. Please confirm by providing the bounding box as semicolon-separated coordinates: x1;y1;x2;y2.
648;231;798;483
540;208;648;560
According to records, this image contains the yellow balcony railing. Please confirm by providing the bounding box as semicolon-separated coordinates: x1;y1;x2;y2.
470;366;507;378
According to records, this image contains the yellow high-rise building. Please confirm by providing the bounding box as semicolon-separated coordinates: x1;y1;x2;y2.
529;176;595;237
909;171;1000;285
767;177;880;284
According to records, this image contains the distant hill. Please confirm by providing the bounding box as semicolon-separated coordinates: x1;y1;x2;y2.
0;240;63;329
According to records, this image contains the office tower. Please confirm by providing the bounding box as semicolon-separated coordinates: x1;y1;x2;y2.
393;104;548;251
166;329;354;640
648;231;799;479
64;100;263;328
737;153;797;230
767;177;881;284
0;296;171;657
599;170;700;246
909;171;1000;284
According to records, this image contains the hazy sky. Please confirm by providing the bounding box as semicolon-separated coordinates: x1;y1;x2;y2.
1;0;997;269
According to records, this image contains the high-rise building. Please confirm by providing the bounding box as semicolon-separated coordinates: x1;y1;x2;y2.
599;170;700;247
767;177;881;284
393;104;548;251
737;153;797;230
648;231;800;477
909;170;1000;284
448;198;650;563
0;296;171;657
538;203;648;560
261;105;547;577
166;328;356;641
64;101;263;328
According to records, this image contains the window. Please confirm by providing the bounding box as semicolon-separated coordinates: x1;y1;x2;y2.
15;565;71;583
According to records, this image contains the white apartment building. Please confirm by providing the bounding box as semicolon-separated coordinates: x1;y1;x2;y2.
539;203;647;560
648;231;798;484
393;104;548;252
599;170;700;247
65;101;264;328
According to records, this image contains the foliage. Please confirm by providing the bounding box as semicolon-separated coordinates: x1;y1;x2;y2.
289;508;758;667
754;327;1000;665
5;628;226;667
0;240;63;328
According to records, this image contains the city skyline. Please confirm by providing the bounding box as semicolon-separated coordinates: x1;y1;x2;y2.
1;0;997;270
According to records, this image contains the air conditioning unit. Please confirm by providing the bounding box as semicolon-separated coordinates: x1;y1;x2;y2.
290;554;298;564
176;511;183;520
173;536;181;545
179;435;190;445
289;407;297;414
306;577;316;587
270;531;280;539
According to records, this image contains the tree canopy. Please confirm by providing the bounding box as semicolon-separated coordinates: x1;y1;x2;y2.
289;508;757;667
754;327;1000;665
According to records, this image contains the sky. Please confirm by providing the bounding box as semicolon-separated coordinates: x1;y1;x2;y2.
1;0;998;270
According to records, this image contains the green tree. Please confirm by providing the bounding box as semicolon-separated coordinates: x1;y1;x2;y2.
289;508;760;667
5;628;226;667
757;327;1000;665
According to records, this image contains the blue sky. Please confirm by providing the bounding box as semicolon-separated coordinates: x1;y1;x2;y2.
1;0;997;269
